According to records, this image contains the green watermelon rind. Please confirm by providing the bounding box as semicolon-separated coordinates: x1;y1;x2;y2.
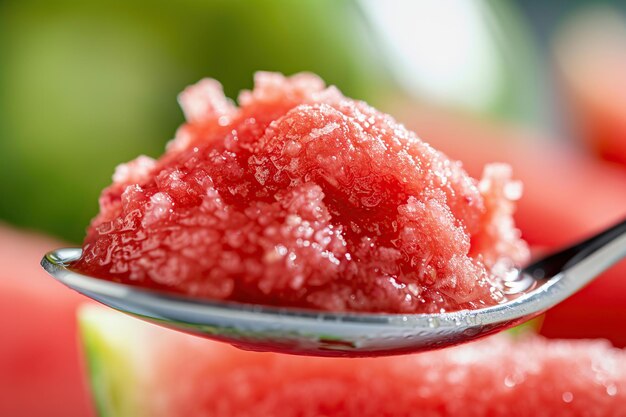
506;315;544;337
79;306;143;417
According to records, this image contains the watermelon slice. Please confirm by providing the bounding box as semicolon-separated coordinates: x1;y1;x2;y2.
80;305;626;417
0;224;94;417
553;7;626;167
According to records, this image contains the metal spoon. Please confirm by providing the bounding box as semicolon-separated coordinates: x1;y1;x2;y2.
41;218;625;357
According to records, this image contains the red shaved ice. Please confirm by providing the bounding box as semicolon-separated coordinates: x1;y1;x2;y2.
75;72;528;313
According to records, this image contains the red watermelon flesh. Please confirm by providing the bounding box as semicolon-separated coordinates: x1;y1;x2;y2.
0;224;94;417
391;103;626;345
554;9;626;167
81;306;626;417
74;72;529;314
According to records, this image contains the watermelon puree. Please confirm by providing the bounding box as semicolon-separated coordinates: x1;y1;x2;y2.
75;72;529;313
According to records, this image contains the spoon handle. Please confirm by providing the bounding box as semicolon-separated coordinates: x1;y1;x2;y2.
523;217;626;281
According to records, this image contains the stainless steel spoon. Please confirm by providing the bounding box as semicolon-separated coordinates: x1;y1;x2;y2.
41;218;625;357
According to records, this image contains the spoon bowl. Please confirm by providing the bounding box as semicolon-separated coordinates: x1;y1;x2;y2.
41;218;625;357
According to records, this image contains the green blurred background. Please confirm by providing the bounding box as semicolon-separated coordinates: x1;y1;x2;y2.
0;0;395;241
0;0;625;240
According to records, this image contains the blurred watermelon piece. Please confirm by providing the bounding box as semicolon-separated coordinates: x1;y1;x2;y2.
0;224;93;417
80;305;626;417
391;102;626;346
553;6;626;167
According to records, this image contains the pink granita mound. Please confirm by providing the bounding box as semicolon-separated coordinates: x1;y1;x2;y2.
74;72;529;313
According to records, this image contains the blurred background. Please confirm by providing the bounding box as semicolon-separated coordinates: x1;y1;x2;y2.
0;0;625;416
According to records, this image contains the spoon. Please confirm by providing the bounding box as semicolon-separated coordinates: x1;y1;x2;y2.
41;218;625;357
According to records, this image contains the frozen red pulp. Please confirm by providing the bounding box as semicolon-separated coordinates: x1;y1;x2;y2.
75;72;528;313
